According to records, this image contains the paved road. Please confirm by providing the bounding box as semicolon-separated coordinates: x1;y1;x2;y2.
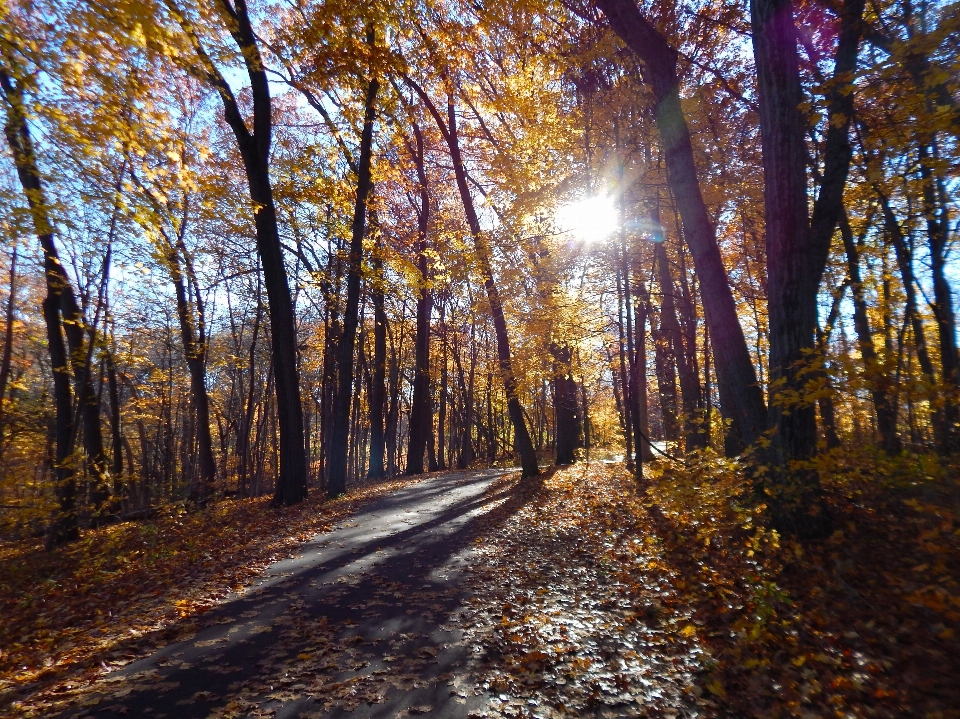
64;469;515;719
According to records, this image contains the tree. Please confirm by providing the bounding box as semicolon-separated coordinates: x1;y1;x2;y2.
155;0;308;505
326;71;378;497
751;0;865;533
407;79;539;478
594;0;769;453
404;121;433;476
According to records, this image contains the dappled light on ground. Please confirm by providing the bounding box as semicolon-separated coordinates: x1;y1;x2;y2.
3;458;960;718
460;464;705;718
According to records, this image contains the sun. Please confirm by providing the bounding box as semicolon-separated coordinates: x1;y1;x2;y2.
554;195;619;245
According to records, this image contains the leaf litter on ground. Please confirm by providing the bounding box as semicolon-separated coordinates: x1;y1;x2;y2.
4;452;959;719
456;453;960;719
0;473;428;716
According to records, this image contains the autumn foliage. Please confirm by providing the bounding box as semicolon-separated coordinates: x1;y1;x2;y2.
0;0;959;715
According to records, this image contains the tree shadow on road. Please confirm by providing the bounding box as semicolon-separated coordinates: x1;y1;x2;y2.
38;468;547;719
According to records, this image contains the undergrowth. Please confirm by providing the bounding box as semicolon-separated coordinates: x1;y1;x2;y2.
643;446;960;718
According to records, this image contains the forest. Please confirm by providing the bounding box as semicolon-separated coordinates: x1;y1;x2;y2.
0;0;959;717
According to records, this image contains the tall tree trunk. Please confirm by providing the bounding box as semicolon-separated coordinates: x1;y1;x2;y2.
650;304;679;442
752;0;817;469
751;0;864;535
328;76;378;496
919;143;959;450
0;243;16;457
633;288;653;462
368;253;387;478
104;342;125;503
551;343;580;465
655;241;704;450
751;0;863;534
407;83;538;477
878;186;941;441
1;65;102;542
165;0;308;505
816;283;847;450
595;0;768;450
615;271;634;469
839;214;901;453
237;291;262;496
615;121;643;473
405;123;433;475
319;238;341;489
671;224;708;448
43;287;78;545
385;311;402;476
703;323;713;446
437;295;448;470
161;236;217;503
608;346;628;444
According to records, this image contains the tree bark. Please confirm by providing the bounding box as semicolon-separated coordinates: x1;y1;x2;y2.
878;187;941;443
839;213;901;453
615;270;634;469
368;253;387;478
0;64;101;546
550;343;581;465
751;0;863;534
104;343;125;502
437;294;448;470
327;76;379;496
405;123;433;475
0;243;16;456
165;0;308;505
595;0;768;450
752;0;818;469
237;290;262;496
156;229;218;503
816;282;847;450
655;241;703;450
406;81;538;477
919;143;959;450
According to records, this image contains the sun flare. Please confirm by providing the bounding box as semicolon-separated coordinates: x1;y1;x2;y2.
554;195;618;245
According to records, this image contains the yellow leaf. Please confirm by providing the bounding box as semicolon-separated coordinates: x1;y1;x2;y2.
706;679;726;697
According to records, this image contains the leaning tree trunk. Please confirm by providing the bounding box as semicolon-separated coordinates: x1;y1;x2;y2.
1;65;105;542
406;81;538;477
42;285;78;545
445;98;538;477
595;0;768;451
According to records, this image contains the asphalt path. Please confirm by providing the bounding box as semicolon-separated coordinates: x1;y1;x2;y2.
64;468;516;719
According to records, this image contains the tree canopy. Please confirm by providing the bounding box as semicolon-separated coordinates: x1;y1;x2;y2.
0;0;957;548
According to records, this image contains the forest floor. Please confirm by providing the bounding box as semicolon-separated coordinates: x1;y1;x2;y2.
2;455;959;718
